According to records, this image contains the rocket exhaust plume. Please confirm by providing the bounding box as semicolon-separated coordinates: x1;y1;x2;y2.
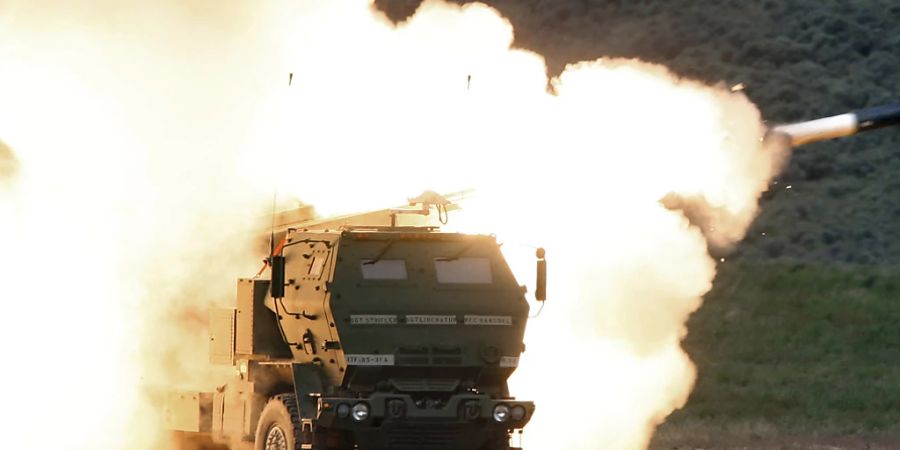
0;1;786;449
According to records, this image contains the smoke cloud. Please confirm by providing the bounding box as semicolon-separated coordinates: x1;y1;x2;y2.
0;1;783;450
0;140;18;187
0;2;290;448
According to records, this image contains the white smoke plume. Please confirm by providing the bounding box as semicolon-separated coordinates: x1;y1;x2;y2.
0;140;17;186
0;2;289;448
0;1;782;449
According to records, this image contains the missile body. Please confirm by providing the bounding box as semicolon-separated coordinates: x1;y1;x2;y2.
769;103;900;148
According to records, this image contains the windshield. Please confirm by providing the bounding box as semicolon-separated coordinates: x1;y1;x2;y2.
434;257;492;284
360;259;408;280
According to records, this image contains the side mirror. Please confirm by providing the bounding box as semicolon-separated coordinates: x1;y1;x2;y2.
271;255;286;298
535;248;546;301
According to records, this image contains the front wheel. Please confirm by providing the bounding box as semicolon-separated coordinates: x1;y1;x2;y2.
254;394;351;450
254;395;305;450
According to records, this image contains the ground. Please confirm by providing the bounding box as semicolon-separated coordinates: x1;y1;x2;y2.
651;262;900;449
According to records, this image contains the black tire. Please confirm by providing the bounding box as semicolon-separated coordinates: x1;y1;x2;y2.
254;395;305;450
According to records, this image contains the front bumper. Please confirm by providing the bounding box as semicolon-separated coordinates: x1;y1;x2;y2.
318;392;533;427
317;393;533;449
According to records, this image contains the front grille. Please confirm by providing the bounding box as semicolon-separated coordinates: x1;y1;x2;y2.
389;378;460;392
431;346;461;355
431;356;462;365
386;425;461;450
395;346;463;366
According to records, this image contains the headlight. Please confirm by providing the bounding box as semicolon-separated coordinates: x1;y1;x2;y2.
492;404;510;423
510;405;526;421
351;403;370;422
336;403;351;419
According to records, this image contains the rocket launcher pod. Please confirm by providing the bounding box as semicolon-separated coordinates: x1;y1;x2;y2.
768;103;900;148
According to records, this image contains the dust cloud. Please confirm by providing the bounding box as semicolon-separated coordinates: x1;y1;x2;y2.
0;1;783;450
0;2;291;449
0;140;18;187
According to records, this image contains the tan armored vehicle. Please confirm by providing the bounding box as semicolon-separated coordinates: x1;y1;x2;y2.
167;193;546;450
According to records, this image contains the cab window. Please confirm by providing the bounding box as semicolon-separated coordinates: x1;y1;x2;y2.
360;259;407;280
434;257;492;284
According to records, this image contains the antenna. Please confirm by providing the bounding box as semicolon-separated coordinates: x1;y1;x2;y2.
270;72;295;257
269;190;277;257
253;72;296;279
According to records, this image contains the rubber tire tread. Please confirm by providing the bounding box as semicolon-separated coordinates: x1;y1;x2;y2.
255;394;304;450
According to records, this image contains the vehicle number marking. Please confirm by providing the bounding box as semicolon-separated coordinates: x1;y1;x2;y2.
345;354;395;366
464;315;512;326
406;315;457;325
500;356;519;368
350;314;398;325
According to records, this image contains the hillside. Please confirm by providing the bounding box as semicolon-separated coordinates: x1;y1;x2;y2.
491;0;900;265
657;262;900;447
379;0;900;265
450;0;900;445
375;0;900;446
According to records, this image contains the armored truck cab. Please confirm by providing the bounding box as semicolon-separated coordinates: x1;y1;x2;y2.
173;203;539;450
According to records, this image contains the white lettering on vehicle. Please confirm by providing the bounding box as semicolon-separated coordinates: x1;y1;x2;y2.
345;354;395;366
405;315;457;325
500;356;519;368
464;315;513;326
350;314;398;325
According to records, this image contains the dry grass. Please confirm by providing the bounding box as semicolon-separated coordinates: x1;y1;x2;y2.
651;262;900;449
652;418;900;449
